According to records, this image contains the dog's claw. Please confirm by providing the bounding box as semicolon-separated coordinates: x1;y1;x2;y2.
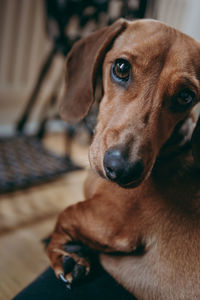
72;264;87;282
65;283;72;290
54;243;92;288
59;273;68;283
59;273;71;289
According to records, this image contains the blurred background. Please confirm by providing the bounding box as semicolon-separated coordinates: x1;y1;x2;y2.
0;0;200;299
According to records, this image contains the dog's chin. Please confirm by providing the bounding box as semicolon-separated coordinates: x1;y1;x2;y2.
119;178;144;189
117;172;149;189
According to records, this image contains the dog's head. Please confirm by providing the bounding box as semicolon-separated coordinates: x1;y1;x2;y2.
60;19;200;188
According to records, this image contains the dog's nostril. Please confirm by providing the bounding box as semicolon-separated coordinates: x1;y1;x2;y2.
103;149;124;180
105;166;118;179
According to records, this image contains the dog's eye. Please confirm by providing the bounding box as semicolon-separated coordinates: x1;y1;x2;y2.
172;89;197;112
177;89;196;106
112;59;131;82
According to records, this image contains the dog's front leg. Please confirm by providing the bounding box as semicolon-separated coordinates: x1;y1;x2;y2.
47;194;141;287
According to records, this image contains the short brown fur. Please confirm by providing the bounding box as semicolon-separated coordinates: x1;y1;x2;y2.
48;19;200;299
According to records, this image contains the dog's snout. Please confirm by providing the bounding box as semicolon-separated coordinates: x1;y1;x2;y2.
103;148;144;187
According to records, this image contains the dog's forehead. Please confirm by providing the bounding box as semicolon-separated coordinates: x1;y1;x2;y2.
108;20;200;68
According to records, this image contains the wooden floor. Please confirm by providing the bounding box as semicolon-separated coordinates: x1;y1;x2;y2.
0;134;89;300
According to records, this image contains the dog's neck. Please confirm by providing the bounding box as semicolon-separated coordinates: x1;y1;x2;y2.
158;115;196;160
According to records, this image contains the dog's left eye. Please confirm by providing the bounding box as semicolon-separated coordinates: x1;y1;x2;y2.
172;89;197;112
112;59;131;82
177;89;196;106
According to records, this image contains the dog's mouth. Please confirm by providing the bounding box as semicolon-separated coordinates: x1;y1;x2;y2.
119;177;144;188
96;164;148;189
112;168;151;188
98;171;146;188
120;165;154;188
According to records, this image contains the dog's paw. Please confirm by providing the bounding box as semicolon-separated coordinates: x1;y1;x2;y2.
51;243;93;288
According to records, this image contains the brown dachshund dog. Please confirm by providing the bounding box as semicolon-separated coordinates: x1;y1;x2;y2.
47;19;200;299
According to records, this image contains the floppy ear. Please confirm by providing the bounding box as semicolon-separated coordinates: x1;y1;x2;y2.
192;116;200;167
59;19;128;123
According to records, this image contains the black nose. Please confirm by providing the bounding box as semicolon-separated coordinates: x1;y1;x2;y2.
103;148;144;186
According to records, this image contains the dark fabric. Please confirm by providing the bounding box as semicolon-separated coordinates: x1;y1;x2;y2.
0;135;80;193
13;267;136;300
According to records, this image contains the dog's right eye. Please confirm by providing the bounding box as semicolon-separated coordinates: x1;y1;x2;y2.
111;59;131;84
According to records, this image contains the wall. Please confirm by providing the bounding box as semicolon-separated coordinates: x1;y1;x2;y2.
147;0;200;41
0;0;63;134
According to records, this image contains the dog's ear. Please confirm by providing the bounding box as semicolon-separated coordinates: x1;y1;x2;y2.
59;19;128;123
192;116;200;167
